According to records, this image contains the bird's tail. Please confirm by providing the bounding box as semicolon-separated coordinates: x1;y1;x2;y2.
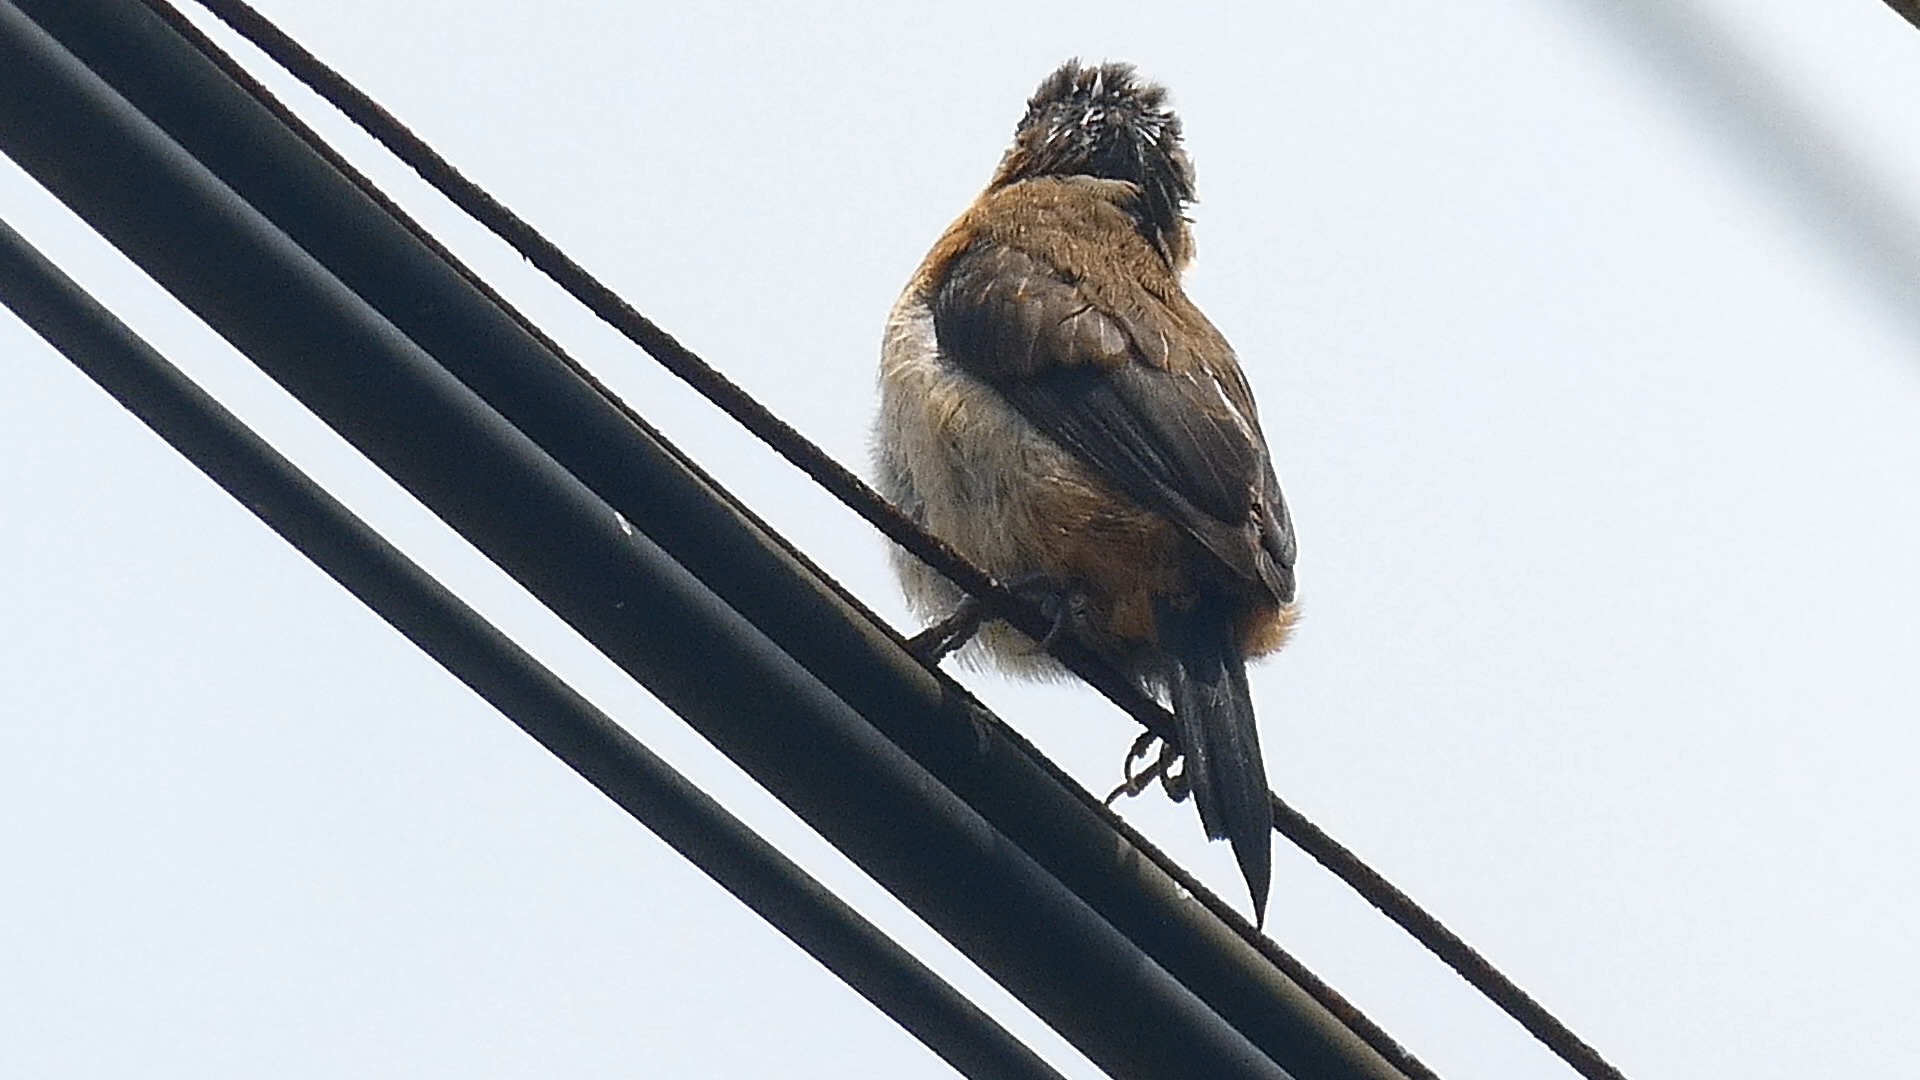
1161;602;1274;924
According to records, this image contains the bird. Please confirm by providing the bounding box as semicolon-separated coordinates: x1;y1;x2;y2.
873;59;1297;923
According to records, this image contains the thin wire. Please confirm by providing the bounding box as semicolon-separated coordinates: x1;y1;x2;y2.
175;3;1625;1077
1269;795;1624;1080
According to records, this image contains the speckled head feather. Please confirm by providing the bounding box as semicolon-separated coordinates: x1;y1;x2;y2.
991;60;1197;261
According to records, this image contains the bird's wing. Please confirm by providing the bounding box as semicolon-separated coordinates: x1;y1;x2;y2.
930;239;1295;603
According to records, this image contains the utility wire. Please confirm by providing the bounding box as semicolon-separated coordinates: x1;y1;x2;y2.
164;3;1632;1078
0;211;1071;1080
1269;797;1623;1080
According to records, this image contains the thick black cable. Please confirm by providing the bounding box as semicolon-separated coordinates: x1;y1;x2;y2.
0;9;1303;1078
17;2;1426;1078
156;4;1627;1079
0;212;1070;1080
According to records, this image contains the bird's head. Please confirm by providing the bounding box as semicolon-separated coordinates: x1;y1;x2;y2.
992;60;1196;261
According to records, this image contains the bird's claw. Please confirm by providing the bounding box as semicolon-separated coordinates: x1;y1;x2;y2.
1104;731;1190;806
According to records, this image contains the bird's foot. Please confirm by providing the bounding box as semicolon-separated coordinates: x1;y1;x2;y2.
906;574;1078;666
1104;731;1191;806
1024;582;1078;653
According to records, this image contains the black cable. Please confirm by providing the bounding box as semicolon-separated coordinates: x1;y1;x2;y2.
0;8;1304;1078
1567;0;1920;347
151;4;1628;1079
18;2;1428;1078
0;212;1070;1080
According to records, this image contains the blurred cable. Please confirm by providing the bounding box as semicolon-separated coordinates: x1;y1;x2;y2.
0;212;1070;1080
1564;0;1920;343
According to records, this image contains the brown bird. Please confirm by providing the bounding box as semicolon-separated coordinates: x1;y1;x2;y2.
874;60;1297;922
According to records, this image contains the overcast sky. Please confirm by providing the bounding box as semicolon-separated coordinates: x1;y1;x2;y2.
5;1;1920;1077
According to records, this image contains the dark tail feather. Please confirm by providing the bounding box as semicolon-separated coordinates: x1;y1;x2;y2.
1163;605;1274;924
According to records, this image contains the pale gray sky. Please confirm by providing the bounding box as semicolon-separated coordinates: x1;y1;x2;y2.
5;2;1920;1077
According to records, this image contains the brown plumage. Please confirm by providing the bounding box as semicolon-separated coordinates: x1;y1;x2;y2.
874;60;1296;921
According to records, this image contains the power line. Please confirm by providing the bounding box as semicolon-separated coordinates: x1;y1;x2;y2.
0;212;1070;1080
1269;796;1625;1080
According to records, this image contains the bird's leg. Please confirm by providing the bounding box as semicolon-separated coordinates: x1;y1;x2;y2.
907;573;1080;666
905;595;988;664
